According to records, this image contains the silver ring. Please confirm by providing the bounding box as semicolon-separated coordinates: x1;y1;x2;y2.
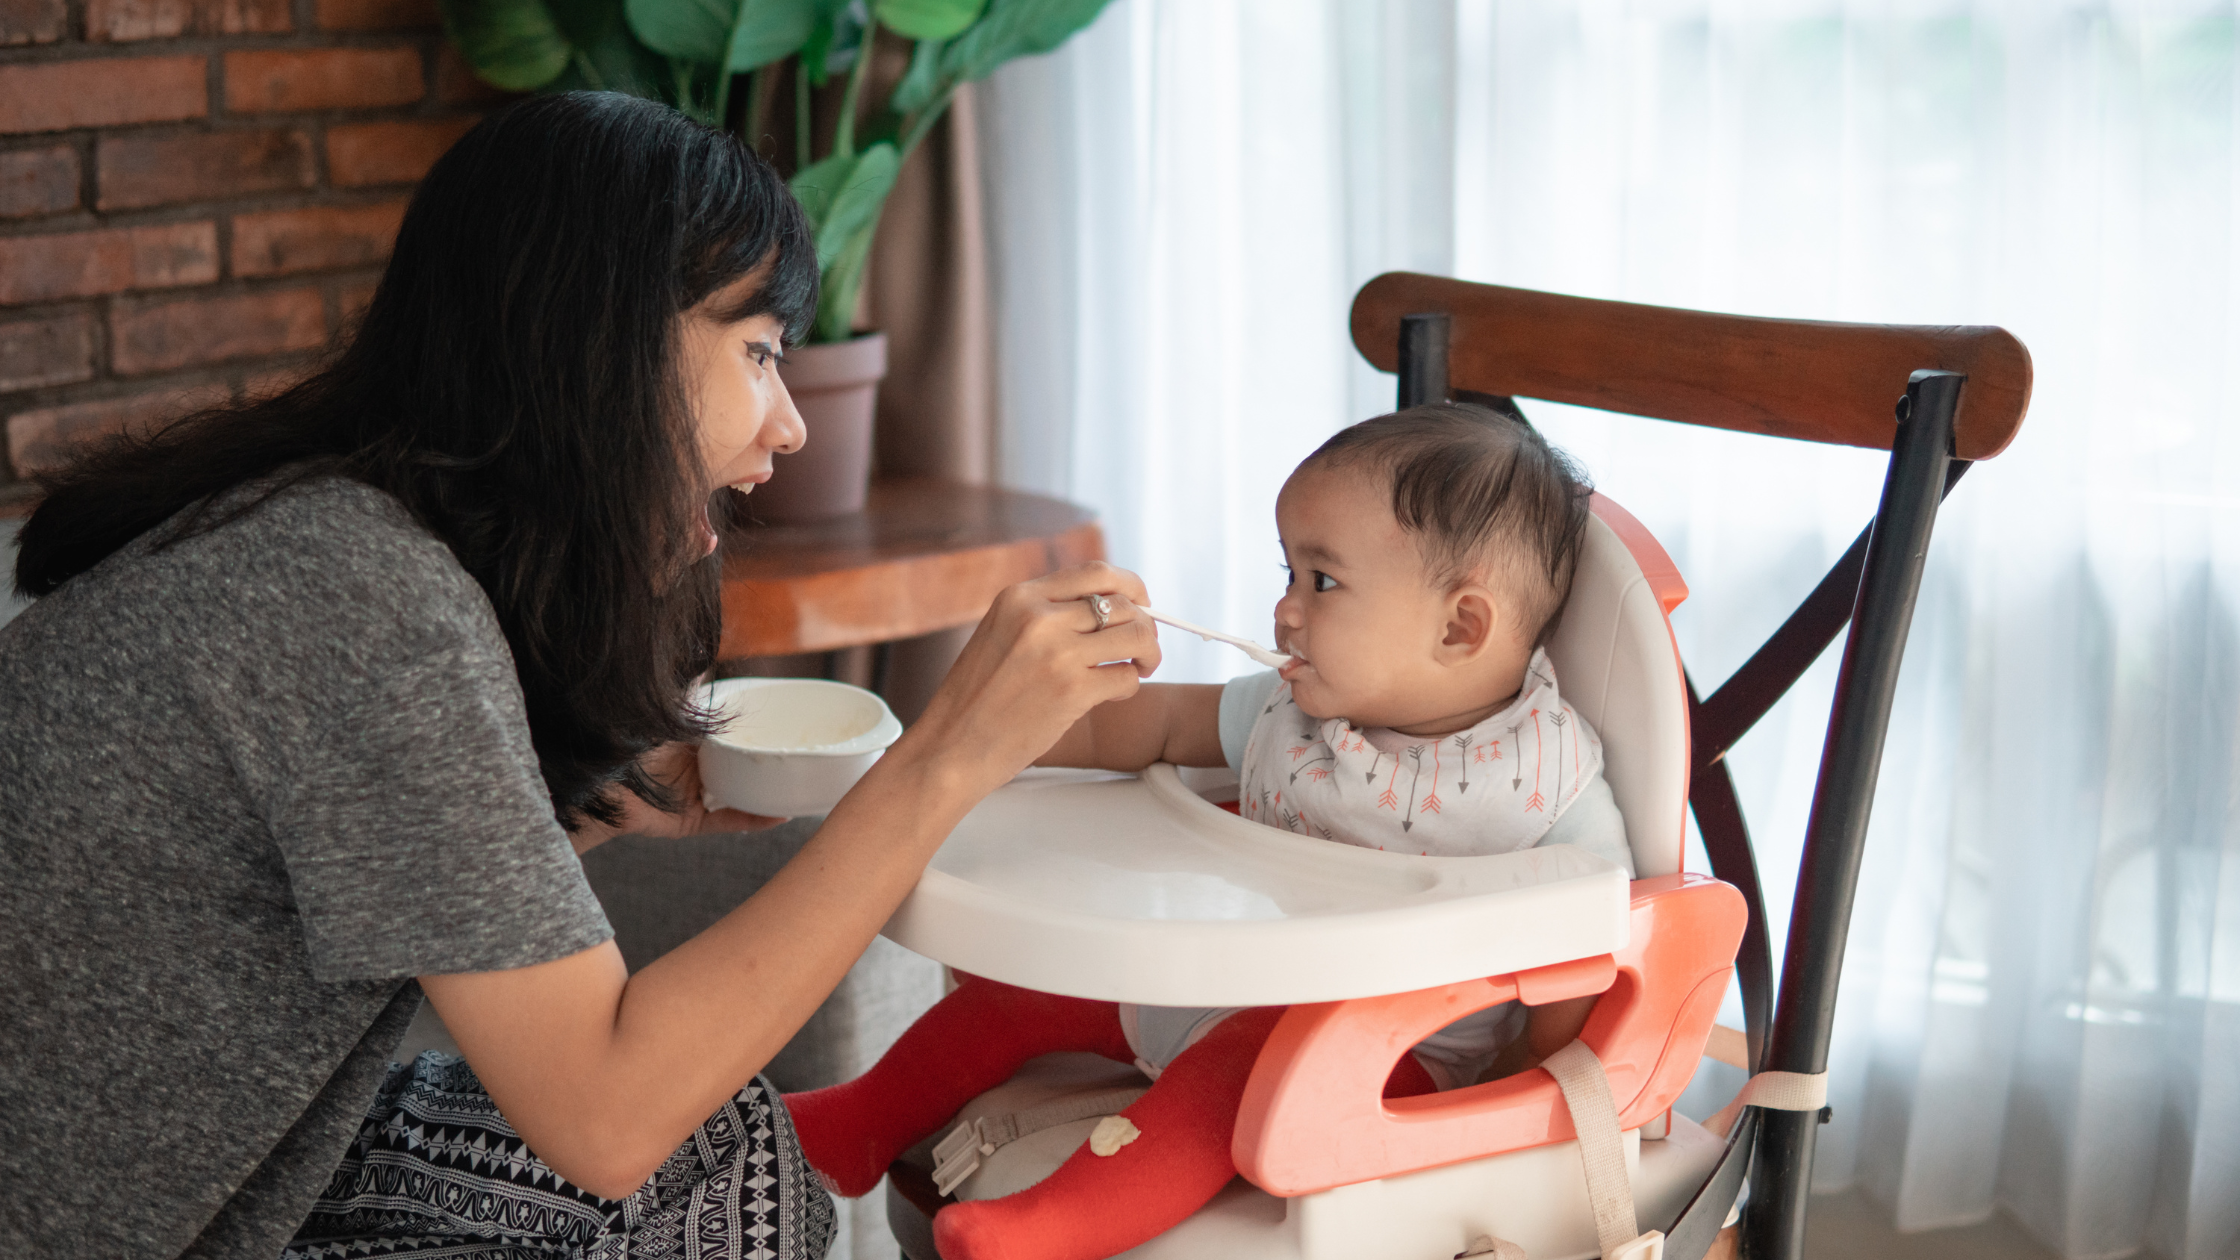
1084;594;1113;631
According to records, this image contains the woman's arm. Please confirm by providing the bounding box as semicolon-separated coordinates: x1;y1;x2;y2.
1033;681;1225;771
421;564;1162;1200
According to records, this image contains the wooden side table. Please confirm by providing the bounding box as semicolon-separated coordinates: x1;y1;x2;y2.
719;478;1105;682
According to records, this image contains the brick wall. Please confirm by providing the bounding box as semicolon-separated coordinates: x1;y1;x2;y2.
0;0;501;511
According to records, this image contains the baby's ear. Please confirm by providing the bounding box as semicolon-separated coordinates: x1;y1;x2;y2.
1438;587;1499;662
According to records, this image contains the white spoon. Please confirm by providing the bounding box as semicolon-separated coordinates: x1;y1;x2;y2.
1142;608;1294;670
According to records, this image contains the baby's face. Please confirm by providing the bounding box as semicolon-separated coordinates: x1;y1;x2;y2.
1273;463;1524;732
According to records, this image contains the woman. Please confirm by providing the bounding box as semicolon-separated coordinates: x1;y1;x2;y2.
0;93;1156;1259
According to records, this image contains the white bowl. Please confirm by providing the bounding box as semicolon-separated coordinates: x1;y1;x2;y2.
698;677;904;817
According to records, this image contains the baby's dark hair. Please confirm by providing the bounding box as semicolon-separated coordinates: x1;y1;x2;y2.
1301;402;1592;645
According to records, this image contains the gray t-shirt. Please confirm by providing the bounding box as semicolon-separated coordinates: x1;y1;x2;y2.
0;479;614;1258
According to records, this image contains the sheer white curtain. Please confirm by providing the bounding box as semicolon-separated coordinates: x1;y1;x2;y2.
979;3;2240;1257
977;0;1459;679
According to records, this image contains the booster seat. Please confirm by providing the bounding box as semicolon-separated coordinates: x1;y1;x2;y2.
879;274;2032;1260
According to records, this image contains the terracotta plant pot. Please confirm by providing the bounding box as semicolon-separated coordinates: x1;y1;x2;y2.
750;331;888;524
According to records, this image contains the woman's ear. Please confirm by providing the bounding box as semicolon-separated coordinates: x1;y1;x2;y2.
1437;587;1499;664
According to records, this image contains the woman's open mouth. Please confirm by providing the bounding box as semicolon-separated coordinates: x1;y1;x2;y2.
703;475;771;555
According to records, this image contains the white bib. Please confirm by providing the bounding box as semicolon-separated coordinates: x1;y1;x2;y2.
1236;648;1602;858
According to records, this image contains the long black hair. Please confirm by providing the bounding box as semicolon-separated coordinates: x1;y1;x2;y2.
13;92;818;829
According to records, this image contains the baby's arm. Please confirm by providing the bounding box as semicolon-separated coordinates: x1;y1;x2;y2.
1035;683;1226;771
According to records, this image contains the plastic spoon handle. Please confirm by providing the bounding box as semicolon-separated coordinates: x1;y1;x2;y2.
1142;608;1293;670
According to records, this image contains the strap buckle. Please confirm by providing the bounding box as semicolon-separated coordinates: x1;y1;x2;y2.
930;1117;995;1197
1610;1229;1667;1260
927;1086;1151;1198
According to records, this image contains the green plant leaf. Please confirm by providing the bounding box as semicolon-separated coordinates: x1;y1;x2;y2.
441;0;575;90
872;0;982;42
890;36;944;113
787;151;854;235
727;0;820;71
800;18;833;83
624;0;729;64
545;0;621;48
940;0;1112;83
853;108;901;150
788;141;900;271
626;0;814;75
804;0;867;85
547;0;684;99
812;213;879;342
590;24;681;97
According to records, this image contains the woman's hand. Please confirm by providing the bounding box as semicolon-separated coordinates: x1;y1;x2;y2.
570;741;788;854
892;562;1162;804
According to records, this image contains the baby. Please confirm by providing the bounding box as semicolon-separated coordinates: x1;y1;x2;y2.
787;404;1632;1260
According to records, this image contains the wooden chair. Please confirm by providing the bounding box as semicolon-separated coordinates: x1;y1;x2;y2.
1353;271;2032;1260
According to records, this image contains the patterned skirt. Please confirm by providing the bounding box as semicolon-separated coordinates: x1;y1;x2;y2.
286;1053;836;1260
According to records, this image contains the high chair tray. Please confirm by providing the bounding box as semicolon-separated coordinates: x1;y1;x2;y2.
881;765;1632;1005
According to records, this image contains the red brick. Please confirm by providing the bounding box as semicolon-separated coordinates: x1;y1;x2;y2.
1;0;66;44
316;0;435;30
96;128;311;212
224;48;423;114
0;56;208;134
240;361;312;398
0;221;217;304
110;286;324;374
0;145;78;218
325;115;474;187
337;276;378;322
0;309;96;392
88;0;288;41
6;381;229;476
434;46;513;105
231;200;405;277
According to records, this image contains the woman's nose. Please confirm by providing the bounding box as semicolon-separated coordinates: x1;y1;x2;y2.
766;373;807;455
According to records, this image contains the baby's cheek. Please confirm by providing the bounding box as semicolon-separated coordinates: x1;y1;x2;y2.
1308;664;1372;721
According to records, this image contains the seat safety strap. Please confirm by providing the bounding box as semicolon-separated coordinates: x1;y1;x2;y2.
1706;1070;1828;1139
930;1087;1148;1196
1542;1040;1665;1260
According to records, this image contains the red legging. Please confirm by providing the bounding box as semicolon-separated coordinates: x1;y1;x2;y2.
783;976;1435;1260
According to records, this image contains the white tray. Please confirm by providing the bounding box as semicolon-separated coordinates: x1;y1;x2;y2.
881;764;1632;1006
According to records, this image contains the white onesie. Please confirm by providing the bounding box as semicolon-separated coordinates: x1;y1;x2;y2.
1119;649;1635;1091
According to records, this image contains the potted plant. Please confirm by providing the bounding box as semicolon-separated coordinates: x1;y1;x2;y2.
439;0;1113;520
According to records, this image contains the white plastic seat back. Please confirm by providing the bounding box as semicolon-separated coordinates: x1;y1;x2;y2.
1543;499;1690;878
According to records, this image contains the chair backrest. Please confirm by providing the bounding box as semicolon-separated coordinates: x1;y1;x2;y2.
1544;495;1691;879
1352;272;2032;459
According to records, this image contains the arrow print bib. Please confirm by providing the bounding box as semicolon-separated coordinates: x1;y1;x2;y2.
1236;648;1603;857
